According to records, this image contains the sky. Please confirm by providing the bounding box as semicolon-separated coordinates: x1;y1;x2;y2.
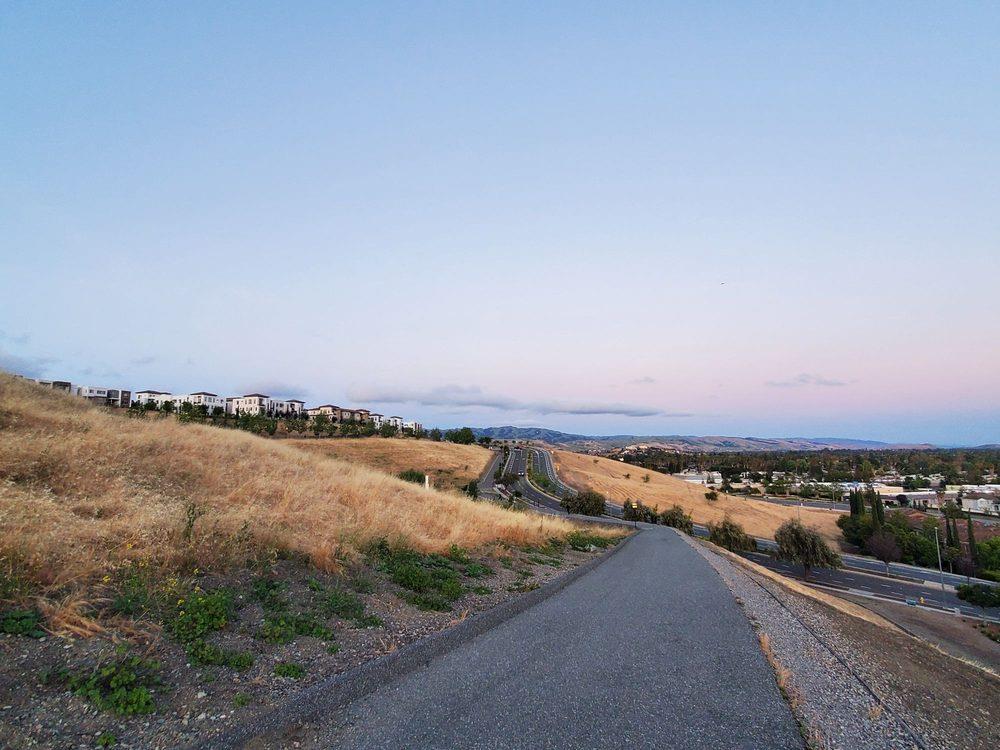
1;2;998;445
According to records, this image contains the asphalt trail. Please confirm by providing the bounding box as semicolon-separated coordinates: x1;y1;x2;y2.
312;527;802;749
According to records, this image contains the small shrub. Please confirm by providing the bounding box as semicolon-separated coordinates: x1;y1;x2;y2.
185;640;254;671
463;562;493;578
326;643;341;654
273;662;305;679
397;469;425;485
96;732;117;747
470;585;492;595
705;490;718;502
446;545;471;564
250;577;288;612
66;656;161;716
111;569;159;617
232;692;251;708
566;530;614;551
169;588;235;643
321;588;365;620
0;608;45;638
350;576;375;594
259;613;334;644
369;543;464;611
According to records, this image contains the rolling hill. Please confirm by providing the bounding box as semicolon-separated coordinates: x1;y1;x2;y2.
473;426;936;452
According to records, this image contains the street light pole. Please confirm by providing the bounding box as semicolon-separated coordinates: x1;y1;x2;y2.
934;526;947;602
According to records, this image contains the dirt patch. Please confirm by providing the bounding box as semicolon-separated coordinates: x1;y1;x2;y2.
839;593;1000;671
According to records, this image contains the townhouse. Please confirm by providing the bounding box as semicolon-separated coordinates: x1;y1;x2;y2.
173;391;227;413
132;390;175;408
403;420;423;433
227;393;304;417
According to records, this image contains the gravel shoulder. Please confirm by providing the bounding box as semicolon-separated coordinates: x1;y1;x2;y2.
680;532;1000;750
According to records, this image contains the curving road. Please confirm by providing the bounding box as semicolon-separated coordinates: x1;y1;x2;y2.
311;526;802;749
529;446;997;620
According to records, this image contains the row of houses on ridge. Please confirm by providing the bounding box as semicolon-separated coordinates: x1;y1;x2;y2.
19;377;422;432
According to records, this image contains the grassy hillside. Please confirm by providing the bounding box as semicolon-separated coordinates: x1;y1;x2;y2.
553;450;843;545
0;374;607;603
287;437;490;491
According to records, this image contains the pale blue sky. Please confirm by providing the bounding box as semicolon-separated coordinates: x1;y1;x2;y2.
2;3;998;444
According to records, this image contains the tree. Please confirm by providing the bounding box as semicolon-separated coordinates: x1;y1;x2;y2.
560;489;606;517
429;428;443;442
869;491;885;528
967;514;979;573
956;583;1000;613
312;414;331;437
378;423;398;438
704;490;718;502
161;400;176;414
463;480;479;499
774;519;841;580
866;531;901;574
659;504;693;534
445;427;476;445
707;517;756;552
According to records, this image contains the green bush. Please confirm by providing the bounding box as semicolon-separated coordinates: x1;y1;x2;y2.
259;613;334;644
707;517;756;552
0;608;45;638
185;640;254;671
369;542;464;611
463;562;493;578
560;489;607;516
273;662;305;679
956;583;1000;610
169;588;235;643
397;469;425;485
250;577;288;612
566;530;615;551
66;656;161;716
659;504;694;534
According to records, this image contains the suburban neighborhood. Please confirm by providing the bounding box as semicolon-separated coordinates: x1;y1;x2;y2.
17;376;421;433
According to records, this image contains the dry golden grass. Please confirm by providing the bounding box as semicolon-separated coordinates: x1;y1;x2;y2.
0;374;620;601
286;437;491;491
552;450;843;546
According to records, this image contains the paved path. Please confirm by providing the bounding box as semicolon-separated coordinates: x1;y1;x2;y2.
311;527;801;749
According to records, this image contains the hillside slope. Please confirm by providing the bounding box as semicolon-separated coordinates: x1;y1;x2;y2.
552;450;843;545
287;437;490;491
0;374;593;593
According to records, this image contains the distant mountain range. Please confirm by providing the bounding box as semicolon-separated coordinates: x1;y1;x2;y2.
470;426;938;452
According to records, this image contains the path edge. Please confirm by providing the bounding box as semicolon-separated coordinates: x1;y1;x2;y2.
197;529;637;750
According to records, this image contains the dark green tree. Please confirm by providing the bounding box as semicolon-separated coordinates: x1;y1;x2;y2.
774;519;842;580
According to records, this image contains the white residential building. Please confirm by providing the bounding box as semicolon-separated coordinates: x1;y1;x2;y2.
72;385;132;408
132;390;174;408
227;394;304;417
403;420;422;433
172;392;227;413
387;416;404;430
369;413;385;428
306;404;341;419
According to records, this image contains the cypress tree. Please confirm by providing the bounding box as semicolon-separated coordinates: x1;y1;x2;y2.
967;514;978;570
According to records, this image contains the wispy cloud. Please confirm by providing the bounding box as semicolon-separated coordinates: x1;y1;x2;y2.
347;384;689;418
629;376;656;385
0;348;59;378
130;355;157;367
0;330;31;346
766;373;847;388
237;380;310;400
